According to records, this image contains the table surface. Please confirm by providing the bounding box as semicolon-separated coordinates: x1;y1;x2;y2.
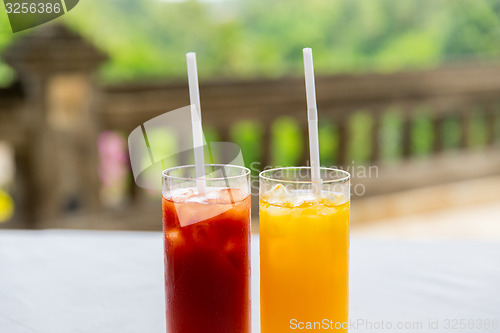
1;230;499;333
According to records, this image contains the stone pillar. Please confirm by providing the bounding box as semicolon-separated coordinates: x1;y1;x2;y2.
3;24;107;227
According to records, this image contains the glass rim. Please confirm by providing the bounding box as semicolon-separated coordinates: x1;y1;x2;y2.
259;166;350;184
162;164;251;181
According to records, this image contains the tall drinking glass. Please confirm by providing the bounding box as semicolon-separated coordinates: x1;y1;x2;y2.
259;167;350;332
162;164;251;333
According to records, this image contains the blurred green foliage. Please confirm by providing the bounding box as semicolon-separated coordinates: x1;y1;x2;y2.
468;111;488;148
1;0;500;84
411;107;434;156
271;117;303;166
380;109;403;162
0;13;15;86
1;0;499;168
318;124;338;166
496;106;500;142
67;0;500;81
230;121;262;170
348;112;373;164
441;115;461;150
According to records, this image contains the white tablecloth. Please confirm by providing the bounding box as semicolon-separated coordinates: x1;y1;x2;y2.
1;230;499;332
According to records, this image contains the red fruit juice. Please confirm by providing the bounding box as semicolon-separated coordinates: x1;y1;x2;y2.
162;188;251;333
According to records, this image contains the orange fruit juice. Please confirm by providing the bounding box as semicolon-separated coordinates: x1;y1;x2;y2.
260;190;350;332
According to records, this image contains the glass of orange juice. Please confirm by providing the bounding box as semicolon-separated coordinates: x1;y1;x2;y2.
259;167;350;332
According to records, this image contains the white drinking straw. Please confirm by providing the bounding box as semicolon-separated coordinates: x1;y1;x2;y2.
303;48;322;195
186;52;206;194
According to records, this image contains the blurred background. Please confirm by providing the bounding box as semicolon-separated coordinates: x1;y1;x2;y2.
0;0;499;237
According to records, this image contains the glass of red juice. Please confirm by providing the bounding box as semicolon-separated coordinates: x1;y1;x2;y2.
162;164;251;333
